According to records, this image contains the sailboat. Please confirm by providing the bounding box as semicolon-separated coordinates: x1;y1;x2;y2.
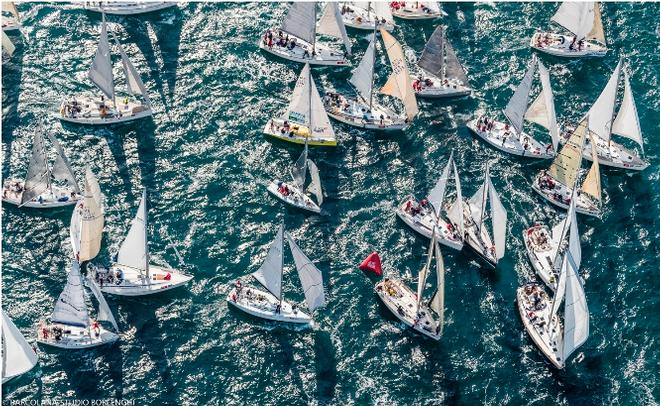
59;13;153;125
36;260;119;349
517;211;588;369
263;63;337;147
227;225;326;325
524;191;580;292
70;166;105;263
259;2;352;66
558;58;648;171
532;118;603;217
396;152;464;251
446;163;507;268
2;2;21;32
84;2;176;15
375;231;445;340
2;132;81;209
530;2;607;58
412;25;471;98
88;189;192;296
390;1;446;20
2;30;15;61
267;141;323;214
2;310;38;383
323;29;418;131
467;55;558;159
340;2;395;31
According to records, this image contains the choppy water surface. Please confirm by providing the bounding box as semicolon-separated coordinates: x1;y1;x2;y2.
2;2;659;405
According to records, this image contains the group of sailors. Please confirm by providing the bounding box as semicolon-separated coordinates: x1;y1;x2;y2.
403;198;430;216
276;181;292;197
263;30;317;57
390;1;433;14
94;267;124;286
340;4;389;26
537;171;572;204
521;284;549;329
527;225;550;250
534;33;586;51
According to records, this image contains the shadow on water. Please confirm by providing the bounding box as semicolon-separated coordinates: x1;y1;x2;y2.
312;330;337;404
2;31;26;178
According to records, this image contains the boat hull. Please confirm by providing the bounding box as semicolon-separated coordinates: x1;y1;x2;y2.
2;180;81;209
448;201;498;268
263;118;337;147
227;286;312;324
89;264;193;296
323;92;409;131
58;95;153;126
36;322;118;350
84;2;176;15
341;6;395;31
531;173;601;218
467;118;555;159
395;196;463;251
266;181;321;214
523;225;560;292
258;32;349;66
530;32;607;58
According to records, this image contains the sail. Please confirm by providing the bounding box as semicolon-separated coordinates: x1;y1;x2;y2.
504;57;537;135
286;232;326;311
21;133;50;206
349;36;375;103
611;70;644;152
562;243;589;361
87;13;115;101
417;233;435;308
468;181;487;228
113;34;151;107
550;2;595;40
379;29;419;120
2;310;38;382
86;165;103;207
549;253;566;324
306;160;323;206
51;261;89;328
586;58;621;143
291;143;308;190
2;31;15;57
71;168;105;262
586;2;606;44
116;189;149;273
87;277;119;331
427;153;452;217
429;242;445;329
444;39;469;85
580;135;601;203
252;225;284;299
2;2;19;19
373;2;394;24
487;175;507;260
524;60;559;150
317;2;351;55
548;118;587;188
46;134;80;193
568;201;581;270
451;160;464;235
286;64;312;127
309;71;336;141
418;26;445;79
281;2;317;46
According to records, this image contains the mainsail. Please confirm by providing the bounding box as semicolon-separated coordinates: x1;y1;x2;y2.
548;118;587;188
418;26;445;79
550;2;597;41
427;152;453;217
291;142;308;190
417;232;435;310
51;260;89;328
380;29;419;120
252;225;284;300
281;2;317;46
586;57;621;143
88;13;115;101
487;174;507;260
286;232;326;311
349;36;375;104
286;64;335;141
87;277;119;331
428;242;445;333
524;59;560;150
21;132;50;206
2;310;38;383
116;189;149;274
71;167;104;262
504;56;537;135
561;232;589;361
317;2;351;55
46;134;80;193
611;70;644;152
112;33;151;107
306;159;323;206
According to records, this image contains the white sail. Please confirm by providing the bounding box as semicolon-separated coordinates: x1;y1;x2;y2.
306;160;323;206
504;56;537;135
487;175;507;260
586;2;606;44
549;192;577;266
373;2;394;24
309;70;336;141
51;260;89;328
71;167;105;262
524;60;559;150
417;232;435;310
88;13;115;101
550;2;595;41
46;134;80;193
317;2;351;55
286;232;326;312
562;240;589;361
2;31;15;57
586;58;622;143
113;33;152;107
611;70;644;152
2;310;37;382
286;64;312;127
549;253;566;324
548;118;587;188
116;189;149;273
87;277;119;331
291;143;308;190
349;36;375;103
86;165;103;208
452;159;464;235
429;242;445;328
281;2;317;46
252;225;284;300
468;181;487;228
581;134;601;204
427;153;453;218
21;132;50;206
568;199;581;270
380;29;419;120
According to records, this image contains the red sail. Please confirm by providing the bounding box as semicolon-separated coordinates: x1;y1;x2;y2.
359;252;382;276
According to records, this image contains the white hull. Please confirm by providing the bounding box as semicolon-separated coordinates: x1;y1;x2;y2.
341;6;395;31
395;196;463;251
375;278;441;340
532;172;601;218
2;180;81;208
391;4;445;20
84;2;176;15
523;225;560;292
323;92;409;131
266;181;321;214
413;75;471;98
36;322;118;349
2;19;21;32
89;263;192;296
449;201;498;268
58;95;153;126
467;118;555;159
263;118;337;147
259;31;349;66
530;32;607;58
227;287;312;324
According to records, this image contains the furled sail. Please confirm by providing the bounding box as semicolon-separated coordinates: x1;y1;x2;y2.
116;189;149;273
51;261;89;328
379;29;419;120
586;57;621;143
2;310;38;383
580;135;601;203
611;70;644;152
286;232;326;311
444;39;469;85
487;175;507;260
524;60;559;150
417;233;435;309
586;2;606;44
418;26;445;79
21;133;50;206
317;2;351;55
427;153;453;217
281;2;317;46
252;225;284;299
291;143;308;190
428;242;445;330
309;70;336;141
561;235;589;361
286;64;312;126
350;36;375;104
306;160;323;206
551;2;595;41
46;134;80;193
2;31;15;57
71;167;105;262
87;277;119;331
548;118;587;188
112;33;152;107
88;14;115;101
504;56;537;135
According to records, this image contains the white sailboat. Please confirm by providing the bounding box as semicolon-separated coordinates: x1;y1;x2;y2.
412;25;471;98
2;132;81;209
259;2;352;66
263;63;337;147
70;166;105;263
2;310;38;383
324;29;419;131
375;231;445;340
532;118;603;217
340;2;395;31
559;58;648;171
267;140;323;214
517;213;589;369
396;152;464;251
36;260;119;349
530;2;607;58
447;163;507;268
84;1;176;15
59;13;153;125
227;225;326;325
88;189;193;296
390;1;446;20
2;2;21;32
467;55;558;159
524;191;580;292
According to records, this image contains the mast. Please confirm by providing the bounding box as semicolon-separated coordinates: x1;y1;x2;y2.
312;3;317;53
143;190;150;281
278;223;284;311
369;23;376;111
478;163;490;234
439;27;445;82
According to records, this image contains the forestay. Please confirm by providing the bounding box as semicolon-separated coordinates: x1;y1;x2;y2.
548;118;587;188
281;2;316;46
550;2;596;41
87;278;119;331
418;26;445;79
317;2;351;55
88;13;115;101
349;36;375;103
580;135;601;203
21;133;50;206
252;225;284;300
2;310;38;382
286;232;325;311
116;189;149;273
51;261;89;328
504;56;537;135
306;160;323;206
113;33;152;107
428;242;445;333
611;70;644;152
586;58;621;143
524;60;559;150
46;134;80;193
380;29;419;120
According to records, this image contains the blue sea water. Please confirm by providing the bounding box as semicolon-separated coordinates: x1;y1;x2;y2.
2;2;659;405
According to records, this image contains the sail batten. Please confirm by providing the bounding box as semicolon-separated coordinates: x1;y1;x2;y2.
504;57;537;134
281;2;317;46
252;225;284;300
286;232;325;311
88;13;115;101
51;261;89;328
380;29;419;120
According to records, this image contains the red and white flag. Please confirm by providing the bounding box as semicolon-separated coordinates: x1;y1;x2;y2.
359;252;382;276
